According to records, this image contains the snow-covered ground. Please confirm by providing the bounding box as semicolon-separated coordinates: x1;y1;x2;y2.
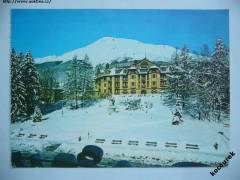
10;95;229;167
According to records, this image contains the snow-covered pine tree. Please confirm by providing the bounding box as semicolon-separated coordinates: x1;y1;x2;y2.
17;52;27;116
190;40;229;122
190;56;212;121
209;38;229;121
178;45;193;108
213;39;228;60
164;49;182;106
95;67;101;77
22;52;40;116
32;106;42;122
78;54;94;95
83;54;90;64
104;63;110;74
65;55;79;109
165;46;193;110
39;69;59;105
10;49;26;123
64;55;94;108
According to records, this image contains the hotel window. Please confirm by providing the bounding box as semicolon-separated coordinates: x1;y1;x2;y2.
115;82;120;88
140;68;147;73
131;82;135;87
131;75;135;79
131;89;136;94
151;89;157;94
115;89;120;94
104;83;106;87
141;75;146;80
152;81;156;86
152;73;156;78
141;62;148;68
141;82;146;88
162;80;166;86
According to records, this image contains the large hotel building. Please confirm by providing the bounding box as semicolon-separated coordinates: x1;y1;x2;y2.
94;58;168;96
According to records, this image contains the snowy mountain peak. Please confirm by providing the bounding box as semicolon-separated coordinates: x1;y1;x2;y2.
35;37;192;65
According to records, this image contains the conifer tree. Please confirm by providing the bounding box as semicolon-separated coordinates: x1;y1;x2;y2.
65;55;79;109
39;69;58;105
209;38;229;121
32;106;42;122
64;55;94;109
22;52;40;115
165;46;193;109
80;54;94;94
10;49;26;122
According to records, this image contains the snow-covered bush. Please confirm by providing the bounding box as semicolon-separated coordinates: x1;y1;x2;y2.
32;106;42;122
109;97;115;106
144;102;153;109
125;98;141;110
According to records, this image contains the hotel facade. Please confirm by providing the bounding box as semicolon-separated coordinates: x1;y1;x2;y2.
94;58;168;96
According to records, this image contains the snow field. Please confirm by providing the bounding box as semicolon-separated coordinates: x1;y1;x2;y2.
10;95;229;166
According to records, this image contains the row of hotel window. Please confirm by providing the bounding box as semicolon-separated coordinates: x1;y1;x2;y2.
100;73;165;81
101;80;167;88
103;89;160;94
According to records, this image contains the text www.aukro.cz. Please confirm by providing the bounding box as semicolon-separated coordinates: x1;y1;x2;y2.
210;152;235;176
3;0;51;4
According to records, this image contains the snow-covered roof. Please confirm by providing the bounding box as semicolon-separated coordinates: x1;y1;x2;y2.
150;65;159;69
110;68;116;75
102;68;127;76
159;66;168;73
119;69;127;75
129;66;137;70
139;72;147;75
138;68;148;74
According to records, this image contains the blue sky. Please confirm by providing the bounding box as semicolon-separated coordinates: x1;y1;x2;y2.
11;9;229;58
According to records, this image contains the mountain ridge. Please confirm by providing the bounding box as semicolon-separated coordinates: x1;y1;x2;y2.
35;37;196;66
